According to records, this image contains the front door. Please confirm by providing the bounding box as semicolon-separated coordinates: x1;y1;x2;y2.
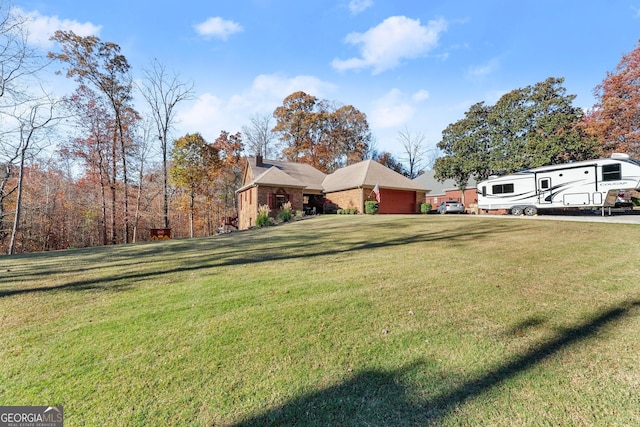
537;178;552;204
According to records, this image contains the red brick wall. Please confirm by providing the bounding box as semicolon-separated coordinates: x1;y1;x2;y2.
326;187;425;214
237;187;257;230
325;188;364;213
237;186;304;230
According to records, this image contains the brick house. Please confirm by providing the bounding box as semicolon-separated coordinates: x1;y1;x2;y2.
236;157;428;230
323;160;427;214
413;169;478;212
236;156;326;230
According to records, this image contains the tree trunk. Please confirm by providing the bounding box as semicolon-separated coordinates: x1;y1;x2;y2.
8;146;28;254
189;192;195;238
163;137;170;229
121;139;130;244
0;161;17;245
111;133;117;245
99;169;108;246
132;152;145;243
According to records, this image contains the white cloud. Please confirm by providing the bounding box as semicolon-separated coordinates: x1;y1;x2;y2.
228;73;337;112
176;93;225;139
176;74;336;140
412;89;430;102
194;17;243;40
332;16;448;74
467;57;500;78
13;8;102;49
369;88;415;129
348;0;374;15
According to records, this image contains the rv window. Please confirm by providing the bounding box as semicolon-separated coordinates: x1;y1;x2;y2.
482;186;486;197
602;163;621;181
492;183;514;194
540;179;550;189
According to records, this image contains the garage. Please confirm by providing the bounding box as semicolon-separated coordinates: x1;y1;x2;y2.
322;160;427;214
378;189;417;214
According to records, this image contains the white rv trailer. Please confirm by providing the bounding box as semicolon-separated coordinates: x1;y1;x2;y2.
476;153;640;215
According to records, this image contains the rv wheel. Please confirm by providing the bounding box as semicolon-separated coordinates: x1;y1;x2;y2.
510;206;524;216
524;206;537;216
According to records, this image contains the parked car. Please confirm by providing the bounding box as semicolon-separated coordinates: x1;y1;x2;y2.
615;192;633;208
437;200;465;214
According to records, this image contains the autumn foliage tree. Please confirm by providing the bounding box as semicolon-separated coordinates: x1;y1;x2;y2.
272;91;371;173
584;40;640;157
212;131;244;217
63;85;115;245
49;30;139;244
170;133;220;238
372;151;408;176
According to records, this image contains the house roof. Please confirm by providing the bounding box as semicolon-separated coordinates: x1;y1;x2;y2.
238;157;326;193
251;166;307;188
413;169;477;195
323;159;427;193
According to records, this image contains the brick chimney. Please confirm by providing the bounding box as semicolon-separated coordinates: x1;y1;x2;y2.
256;155;263;167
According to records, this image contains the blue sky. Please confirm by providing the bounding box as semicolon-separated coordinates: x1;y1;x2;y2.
13;0;640;159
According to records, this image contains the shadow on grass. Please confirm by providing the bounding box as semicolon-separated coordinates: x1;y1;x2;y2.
232;300;640;426
1;220;521;298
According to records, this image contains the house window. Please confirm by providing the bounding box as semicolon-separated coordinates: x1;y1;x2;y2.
492;183;514;194
267;189;289;209
602;163;621;181
275;194;288;209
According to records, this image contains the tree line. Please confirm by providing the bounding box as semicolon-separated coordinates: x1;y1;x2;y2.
0;5;401;254
2;1;639;254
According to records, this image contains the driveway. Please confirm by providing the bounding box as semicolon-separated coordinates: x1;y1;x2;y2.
474;209;640;224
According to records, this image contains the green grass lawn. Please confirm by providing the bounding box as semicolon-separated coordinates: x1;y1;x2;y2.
1;215;639;426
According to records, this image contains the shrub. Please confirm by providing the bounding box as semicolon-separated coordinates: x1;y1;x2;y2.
420;203;432;214
365;201;379;214
277;201;293;222
337;208;358;215
256;204;271;227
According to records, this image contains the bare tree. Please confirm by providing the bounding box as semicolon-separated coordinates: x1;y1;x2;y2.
0;139;20;245
397;127;429;179
8;94;59;254
0;5;46;103
242;112;277;158
138;59;194;229
131;119;156;243
0;4;53;251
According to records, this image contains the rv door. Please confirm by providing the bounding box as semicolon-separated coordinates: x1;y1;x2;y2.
537;178;552;204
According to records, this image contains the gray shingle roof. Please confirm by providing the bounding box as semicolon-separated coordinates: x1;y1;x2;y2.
413;169;477;195
240;157;326;192
322;160;427;192
239;157;429;194
251;167;307;188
